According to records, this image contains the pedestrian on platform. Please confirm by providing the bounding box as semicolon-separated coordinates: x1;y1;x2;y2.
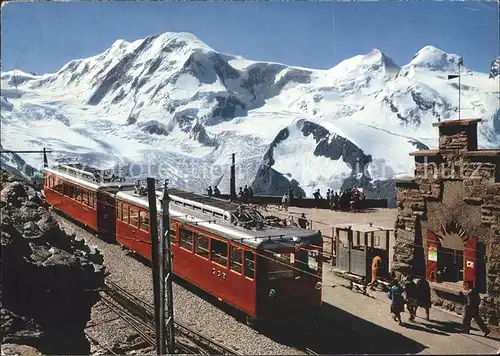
462;281;491;337
333;192;340;211
213;186;221;197
281;192;289;212
368;255;382;290
388;278;405;326
238;187;244;203
416;277;431;320
404;274;418;322
206;186;213;197
313;189;322;208
298;213;309;229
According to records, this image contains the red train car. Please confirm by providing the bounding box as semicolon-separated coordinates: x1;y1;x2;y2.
115;188;324;325
43;165;323;325
43;165;133;241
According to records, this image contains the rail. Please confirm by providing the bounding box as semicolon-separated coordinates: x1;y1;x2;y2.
103;280;242;355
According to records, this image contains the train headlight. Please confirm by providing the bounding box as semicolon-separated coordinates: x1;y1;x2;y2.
269;288;276;297
315;282;322;290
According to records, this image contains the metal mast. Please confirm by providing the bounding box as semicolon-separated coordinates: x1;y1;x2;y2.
161;179;175;353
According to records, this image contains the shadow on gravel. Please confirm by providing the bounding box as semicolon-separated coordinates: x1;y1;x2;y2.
156;276;427;354
262;302;427;354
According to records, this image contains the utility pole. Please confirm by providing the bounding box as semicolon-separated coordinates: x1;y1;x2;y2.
161;179;175;353
448;57;463;120
230;153;236;202
147;178;165;354
458;57;462;121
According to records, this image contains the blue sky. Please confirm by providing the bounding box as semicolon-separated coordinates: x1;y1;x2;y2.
1;1;498;74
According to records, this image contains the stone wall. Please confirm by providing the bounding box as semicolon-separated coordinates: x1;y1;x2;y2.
393;119;500;325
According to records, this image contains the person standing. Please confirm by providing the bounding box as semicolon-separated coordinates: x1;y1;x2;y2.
281;192;289;212
404;274;418;322
462;281;491;337
416;277;431;320
369;256;382;290
206;186;213;196
313;189;322;208
298;213;310;229
388;279;405;326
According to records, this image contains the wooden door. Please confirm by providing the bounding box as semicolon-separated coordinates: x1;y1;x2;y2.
463;236;477;290
426;230;439;282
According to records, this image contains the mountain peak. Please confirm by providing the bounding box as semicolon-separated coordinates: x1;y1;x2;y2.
405;45;463;73
489;57;500;79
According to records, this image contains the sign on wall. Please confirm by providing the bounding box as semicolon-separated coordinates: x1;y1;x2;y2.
428;246;438;262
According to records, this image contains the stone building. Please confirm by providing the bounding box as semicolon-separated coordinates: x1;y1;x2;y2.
393;119;500;325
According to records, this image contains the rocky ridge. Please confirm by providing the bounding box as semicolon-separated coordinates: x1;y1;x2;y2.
1;170;105;354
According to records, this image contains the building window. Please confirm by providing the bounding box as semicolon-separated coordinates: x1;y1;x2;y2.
179;227;193;252
140;211;149;232
130;207;139;227
244;251;255;279
230;246;243;274
211;239;228;267
195;234;209;259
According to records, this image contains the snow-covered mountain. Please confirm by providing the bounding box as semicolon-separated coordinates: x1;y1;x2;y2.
490;57;500;79
1;33;499;206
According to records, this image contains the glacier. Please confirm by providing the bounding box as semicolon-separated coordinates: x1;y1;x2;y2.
1;32;499;206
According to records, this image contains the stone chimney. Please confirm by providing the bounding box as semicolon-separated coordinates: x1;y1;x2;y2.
432;119;482;151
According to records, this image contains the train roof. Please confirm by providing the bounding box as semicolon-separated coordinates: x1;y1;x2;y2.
44;167;137;191
115;189;322;250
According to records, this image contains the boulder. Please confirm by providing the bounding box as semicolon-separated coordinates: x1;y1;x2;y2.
1;170;105;354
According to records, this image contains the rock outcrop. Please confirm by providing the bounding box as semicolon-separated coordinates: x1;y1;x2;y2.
1;170;105;354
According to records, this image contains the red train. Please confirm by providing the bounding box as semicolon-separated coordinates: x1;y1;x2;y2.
43;165;323;325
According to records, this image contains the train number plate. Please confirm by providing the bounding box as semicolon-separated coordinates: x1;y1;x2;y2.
212;268;227;280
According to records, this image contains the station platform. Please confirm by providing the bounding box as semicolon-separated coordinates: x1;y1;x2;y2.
321;268;500;354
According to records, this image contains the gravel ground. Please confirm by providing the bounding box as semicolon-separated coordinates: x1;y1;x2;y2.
53;212;303;355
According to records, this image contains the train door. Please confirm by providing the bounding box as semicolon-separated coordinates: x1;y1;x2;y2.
97;190;117;242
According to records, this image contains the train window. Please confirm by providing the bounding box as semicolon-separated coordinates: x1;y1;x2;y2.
244;251;255;279
67;185;74;199
129;207;139;227
73;187;80;202
267;252;294;280
170;223;177;244
296;250;320;274
82;191;89;206
54;178;62;193
117;202;123;220
89;192;95;208
179;227;193;252
230;246;243;274
195;234;209;259
122;204;129;223
211;239;227;266
140;211;149;232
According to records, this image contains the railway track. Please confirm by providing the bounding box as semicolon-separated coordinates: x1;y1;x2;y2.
102;279;242;355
